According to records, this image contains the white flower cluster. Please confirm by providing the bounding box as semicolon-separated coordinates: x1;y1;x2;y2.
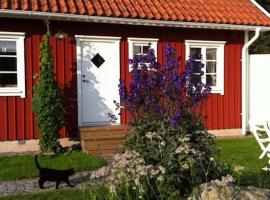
233;165;245;173
108;150;166;192
145;131;166;147
175;136;201;156
211;174;234;187
174;135;206;170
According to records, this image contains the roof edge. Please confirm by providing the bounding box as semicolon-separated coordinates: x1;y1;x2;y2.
250;0;270;19
0;9;270;31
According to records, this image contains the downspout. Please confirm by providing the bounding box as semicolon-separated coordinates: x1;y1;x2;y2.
242;27;261;134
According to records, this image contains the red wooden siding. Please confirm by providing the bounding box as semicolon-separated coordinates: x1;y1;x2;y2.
0;19;243;141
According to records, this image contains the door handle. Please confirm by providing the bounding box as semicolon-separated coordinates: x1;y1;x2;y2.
83;80;89;83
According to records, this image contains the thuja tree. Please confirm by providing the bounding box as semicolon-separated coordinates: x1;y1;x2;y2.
32;24;63;153
113;44;226;196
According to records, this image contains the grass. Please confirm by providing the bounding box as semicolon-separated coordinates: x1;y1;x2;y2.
1;137;269;199
0;151;106;181
213;136;270;188
0;187;109;200
214;136;268;172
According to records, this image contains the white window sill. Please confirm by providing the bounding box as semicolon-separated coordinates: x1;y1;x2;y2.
211;88;224;95
0;89;25;98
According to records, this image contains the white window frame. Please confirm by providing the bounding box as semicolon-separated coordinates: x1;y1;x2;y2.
185;40;226;95
128;37;158;72
0;32;25;98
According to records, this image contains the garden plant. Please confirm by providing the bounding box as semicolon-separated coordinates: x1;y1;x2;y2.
107;44;228;199
32;20;64;153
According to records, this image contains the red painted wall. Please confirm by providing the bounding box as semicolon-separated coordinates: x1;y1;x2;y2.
0;18;243;141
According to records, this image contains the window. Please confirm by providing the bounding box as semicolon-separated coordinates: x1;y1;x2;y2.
0;32;25;97
128;37;158;71
185;40;225;95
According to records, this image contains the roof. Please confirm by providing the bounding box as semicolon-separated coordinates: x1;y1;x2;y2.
0;0;270;27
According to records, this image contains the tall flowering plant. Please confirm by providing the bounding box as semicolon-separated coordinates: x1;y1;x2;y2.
111;44;218;196
118;44;211;129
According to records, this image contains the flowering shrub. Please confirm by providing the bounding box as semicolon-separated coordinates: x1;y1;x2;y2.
118;45;211;127
107;150;179;199
108;150;164;193
110;44;225;197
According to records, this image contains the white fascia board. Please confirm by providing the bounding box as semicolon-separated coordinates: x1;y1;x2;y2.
250;0;270;19
1;9;270;31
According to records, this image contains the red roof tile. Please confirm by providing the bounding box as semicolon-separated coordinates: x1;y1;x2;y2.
0;0;270;26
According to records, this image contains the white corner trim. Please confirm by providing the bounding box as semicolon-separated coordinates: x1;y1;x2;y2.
250;0;270;19
242;28;261;135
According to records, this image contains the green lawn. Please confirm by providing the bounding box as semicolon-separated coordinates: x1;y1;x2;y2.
214;136;268;172
0;151;106;181
1;137;269;199
0;187;109;200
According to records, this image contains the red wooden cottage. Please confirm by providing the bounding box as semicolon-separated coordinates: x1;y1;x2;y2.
0;0;270;153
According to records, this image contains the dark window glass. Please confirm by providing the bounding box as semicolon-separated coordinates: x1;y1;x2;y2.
133;45;141;55
206;61;216;73
0;57;17;71
206;48;216;60
190;48;201;59
206;75;217;86
142;46;149;54
0;41;16;55
0;73;17;87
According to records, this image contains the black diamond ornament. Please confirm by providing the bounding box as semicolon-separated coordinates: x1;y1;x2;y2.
91;53;105;68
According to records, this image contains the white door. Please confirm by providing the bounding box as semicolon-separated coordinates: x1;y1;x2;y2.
76;36;121;126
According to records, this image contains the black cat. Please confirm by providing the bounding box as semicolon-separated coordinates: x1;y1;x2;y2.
35;155;75;189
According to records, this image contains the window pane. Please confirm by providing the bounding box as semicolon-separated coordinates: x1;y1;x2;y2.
192;61;202;73
0;73;17;87
206;61;216;73
190;48;201;59
133;45;141;55
0;41;16;55
206;74;216;86
0;57;17;71
192;74;201;85
142;46;149;54
206;48;216;60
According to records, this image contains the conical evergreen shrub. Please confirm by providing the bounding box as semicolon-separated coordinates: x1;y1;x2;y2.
32;21;64;153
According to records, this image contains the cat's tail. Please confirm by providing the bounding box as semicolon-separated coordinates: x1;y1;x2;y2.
35;155;41;170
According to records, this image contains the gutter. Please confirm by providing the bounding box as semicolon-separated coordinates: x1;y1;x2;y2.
242;28;261;135
0;9;270;31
